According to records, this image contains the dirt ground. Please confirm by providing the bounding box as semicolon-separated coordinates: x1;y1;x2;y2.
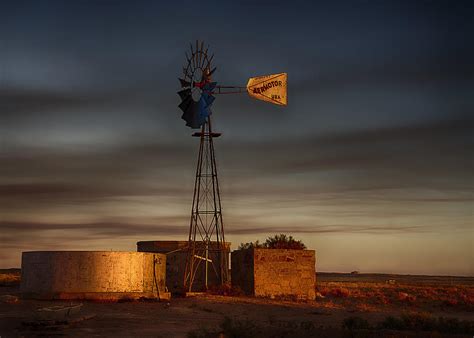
1;273;473;337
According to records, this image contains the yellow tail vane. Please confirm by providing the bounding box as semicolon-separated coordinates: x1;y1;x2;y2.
246;72;287;106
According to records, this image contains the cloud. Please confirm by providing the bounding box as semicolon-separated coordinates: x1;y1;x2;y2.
228;224;432;235
292;52;474;94
1;117;472;214
0;220;188;237
0;87;103;116
0;220;432;244
217;118;474;192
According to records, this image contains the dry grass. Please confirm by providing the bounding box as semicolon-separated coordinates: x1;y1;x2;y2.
0;269;20;287
188;314;474;337
317;281;474;312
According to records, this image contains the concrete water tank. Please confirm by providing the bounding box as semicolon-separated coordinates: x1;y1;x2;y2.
21;251;167;300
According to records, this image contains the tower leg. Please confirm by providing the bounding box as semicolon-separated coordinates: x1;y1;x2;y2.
184;118;228;292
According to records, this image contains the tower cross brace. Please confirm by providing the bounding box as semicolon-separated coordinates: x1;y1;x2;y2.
183;116;228;291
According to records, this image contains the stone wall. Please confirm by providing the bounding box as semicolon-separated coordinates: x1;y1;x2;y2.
231;248;316;300
21;251;167;300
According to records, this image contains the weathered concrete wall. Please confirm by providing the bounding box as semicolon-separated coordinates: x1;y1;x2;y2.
21;251;167;300
230;249;254;295
137;240;230;292
231;248;316;300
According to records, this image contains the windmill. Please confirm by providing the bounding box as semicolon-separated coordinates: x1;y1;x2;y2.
178;40;287;292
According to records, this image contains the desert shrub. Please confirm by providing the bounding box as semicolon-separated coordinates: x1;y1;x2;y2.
264;234;306;249
378;295;391;305
397;291;416;303
443;298;458;306
342;316;371;330
0;269;21;286
238;240;264;250
379;314;474;335
436;316;473;334
379;316;405;330
220;317;262;338
187;326;215;338
187;317;262;338
299;321;316;331
330;287;350;298
319;288;329;297
188;317;320;338
238;234;306;250
401;313;436;330
460;292;474;307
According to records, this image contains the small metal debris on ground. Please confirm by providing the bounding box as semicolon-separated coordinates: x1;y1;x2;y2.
21;303;94;331
35;303;83;321
0;294;19;303
22;314;96;330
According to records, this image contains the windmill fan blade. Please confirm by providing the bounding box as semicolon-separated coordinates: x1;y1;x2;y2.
201;94;215;107
179;95;208;129
179;78;191;87
200;41;204;67
196;40;199;65
181;102;203;129
208;67;217;77
177;88;191;100
201;82;216;106
203;46;209;67
198;96;210;117
179;95;194;113
204;54;214;71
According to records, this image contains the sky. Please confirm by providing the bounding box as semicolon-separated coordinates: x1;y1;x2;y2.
1;0;473;275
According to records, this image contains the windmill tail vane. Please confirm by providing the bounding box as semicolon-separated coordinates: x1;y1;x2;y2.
208;72;287;106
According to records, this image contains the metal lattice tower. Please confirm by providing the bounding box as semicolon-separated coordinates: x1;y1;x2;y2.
183;117;228;291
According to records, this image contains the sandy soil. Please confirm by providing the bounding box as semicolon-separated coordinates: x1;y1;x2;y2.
1;274;473;337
